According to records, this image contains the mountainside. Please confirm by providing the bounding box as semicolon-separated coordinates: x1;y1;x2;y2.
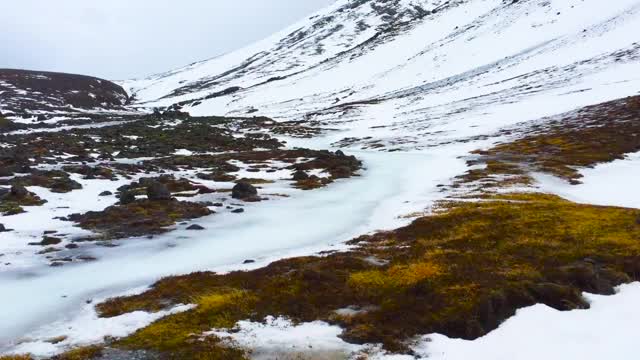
2;0;640;359
0;69;129;118
124;0;640;150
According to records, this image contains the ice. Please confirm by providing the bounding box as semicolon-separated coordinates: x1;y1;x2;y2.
0;146;470;351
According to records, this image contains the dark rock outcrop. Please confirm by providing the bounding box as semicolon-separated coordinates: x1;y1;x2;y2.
231;182;258;201
186;224;205;231
146;182;171;201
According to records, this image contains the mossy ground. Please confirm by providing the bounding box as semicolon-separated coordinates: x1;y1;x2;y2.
10;97;640;358
94;193;640;356
49;346;103;360
456;95;640;191
67;199;213;240
0;190;47;215
0;355;33;360
4;171;82;193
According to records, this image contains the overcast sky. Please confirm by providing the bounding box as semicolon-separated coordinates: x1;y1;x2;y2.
0;1;334;80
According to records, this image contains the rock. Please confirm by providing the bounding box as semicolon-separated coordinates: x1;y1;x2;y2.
119;191;136;204
38;247;61;254
232;182;258;200
335;150;346;157
43;335;68;345
0;224;9;232
243;259;256;264
292;170;309;181
41;236;62;246
331;165;353;179
146;181;171;201
231;208;245;214
529;283;588;310
65;243;79;249
9;185;29;199
28;237;61;246
99;191;113;196
213;203;224;207
186;224;205;230
50;178;82;193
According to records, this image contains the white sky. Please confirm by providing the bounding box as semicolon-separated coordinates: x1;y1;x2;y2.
0;0;334;80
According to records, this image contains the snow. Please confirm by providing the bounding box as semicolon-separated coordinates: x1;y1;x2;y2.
210;316;413;360
125;0;640;155
535;151;640;209
9;302;194;357
210;316;363;359
173;148;193;156
0;175;132;271
417;282;640;360
208;283;640;360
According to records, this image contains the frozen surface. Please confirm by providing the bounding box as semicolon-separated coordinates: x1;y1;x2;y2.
210;316;364;360
535;151;640;209
9;303;194;357
211;316;415;360
0;146;470;351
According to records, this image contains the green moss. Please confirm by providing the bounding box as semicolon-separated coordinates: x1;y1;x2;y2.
0;191;47;216
456;95;640;191
69;199;212;240
50;345;103;360
0;116;13;128
0;202;26;216
0;355;33;360
98;193;640;354
117;289;252;359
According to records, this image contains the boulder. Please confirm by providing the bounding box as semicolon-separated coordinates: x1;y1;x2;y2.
232;182;258;200
119;191;136;204
186;224;205;231
99;191;113;196
331;165;353;179
146;182;171;201
292;170;309;181
10;185;29;199
41;236;62;246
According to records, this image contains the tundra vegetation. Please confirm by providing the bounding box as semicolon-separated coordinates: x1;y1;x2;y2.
6;96;640;358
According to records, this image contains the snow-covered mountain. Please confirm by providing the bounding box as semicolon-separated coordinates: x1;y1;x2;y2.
123;0;640;150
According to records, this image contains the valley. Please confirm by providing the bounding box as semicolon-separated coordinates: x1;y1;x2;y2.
2;0;640;359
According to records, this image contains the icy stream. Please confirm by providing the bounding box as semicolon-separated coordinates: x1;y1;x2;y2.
0;144;470;351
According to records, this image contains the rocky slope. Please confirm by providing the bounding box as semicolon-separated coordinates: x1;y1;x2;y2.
0;69;129;118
